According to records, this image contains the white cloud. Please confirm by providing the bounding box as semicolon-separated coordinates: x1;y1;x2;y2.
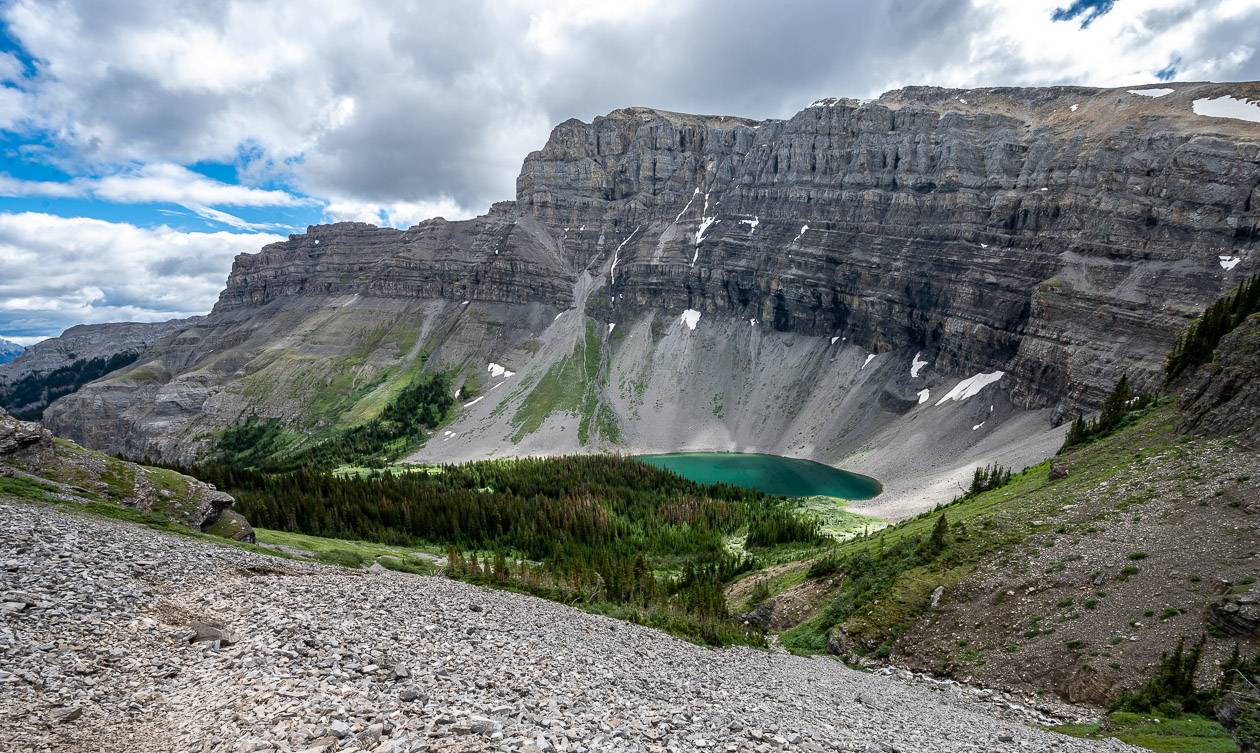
323;196;476;228
945;0;1260;88
0;212;280;338
0;163;306;207
0;163;310;230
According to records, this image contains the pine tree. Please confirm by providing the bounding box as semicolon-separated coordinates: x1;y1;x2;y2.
924;514;949;557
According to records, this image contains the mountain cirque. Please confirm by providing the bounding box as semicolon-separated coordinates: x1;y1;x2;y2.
0;497;1140;753
43;82;1259;515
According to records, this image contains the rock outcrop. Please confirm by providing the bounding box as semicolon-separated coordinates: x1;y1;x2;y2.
0;407;251;540
42;82;1259;511
1178;313;1260;448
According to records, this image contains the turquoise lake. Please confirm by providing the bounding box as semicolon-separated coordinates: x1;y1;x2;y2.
635;452;881;500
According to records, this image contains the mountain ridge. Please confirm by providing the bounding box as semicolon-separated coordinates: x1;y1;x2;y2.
40;81;1260;514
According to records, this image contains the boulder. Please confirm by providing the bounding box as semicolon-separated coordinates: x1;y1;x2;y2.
202;509;255;544
1208;591;1260;639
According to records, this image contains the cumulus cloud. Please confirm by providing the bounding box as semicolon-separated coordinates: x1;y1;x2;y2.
1;0;1259;337
0;212;281;339
951;0;1260;88
5;0;1260;213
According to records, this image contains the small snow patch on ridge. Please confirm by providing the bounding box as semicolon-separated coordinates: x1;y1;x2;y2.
972;421;986;431
463;396;484;408
1193;96;1260;123
1129;88;1174;97
1220;255;1241;270
862;354;876;370
680;309;701;330
935;371;1004;406
917;389;930;405
830;336;840;345
911;352;928;378
739;216;759;233
607;323;615;334
1070;104;1078;112
793;224;809;242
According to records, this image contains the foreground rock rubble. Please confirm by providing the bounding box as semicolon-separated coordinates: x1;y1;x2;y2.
0;498;1138;752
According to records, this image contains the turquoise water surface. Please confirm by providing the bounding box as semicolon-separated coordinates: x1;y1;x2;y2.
635;452;880;500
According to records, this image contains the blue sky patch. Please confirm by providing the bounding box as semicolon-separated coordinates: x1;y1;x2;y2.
1051;0;1116;29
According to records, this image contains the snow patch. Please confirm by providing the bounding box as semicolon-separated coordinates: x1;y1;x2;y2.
792;224;809;242
463;396;484;408
1193;96;1260;123
830;336;839;345
972;422;986;431
739;216;760;233
487;362;515;379
750;318;758;327
1129;88;1174;97
313;239;320;245
461;300;469;305
695;216;719;246
862;354;876;370
609;226;640;286
958;97;967;104
553;312;564;321
936;371;1004;406
1070;103;1079;112
910;352;928;378
680;309;701;330
672;189;699;224
1219;255;1241;270
917;389;930;405
607;323;615;334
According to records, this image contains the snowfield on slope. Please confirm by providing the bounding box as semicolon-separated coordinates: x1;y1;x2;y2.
0;499;1138;753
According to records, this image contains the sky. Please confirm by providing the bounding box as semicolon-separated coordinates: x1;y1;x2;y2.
1;0;1259;345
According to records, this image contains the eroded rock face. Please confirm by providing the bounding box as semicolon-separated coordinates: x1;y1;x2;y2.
0;407;54;472
1178;314;1260;448
43;83;1259;477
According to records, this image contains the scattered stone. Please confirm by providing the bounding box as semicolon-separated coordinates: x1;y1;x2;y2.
49;706;83;724
187;620;238;646
0;498;1136;753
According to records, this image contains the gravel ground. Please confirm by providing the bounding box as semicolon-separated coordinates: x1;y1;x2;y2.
0;497;1138;753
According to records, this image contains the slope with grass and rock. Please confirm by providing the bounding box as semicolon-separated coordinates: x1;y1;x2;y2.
0;493;1147;753
0;406;253;542
729;296;1260;751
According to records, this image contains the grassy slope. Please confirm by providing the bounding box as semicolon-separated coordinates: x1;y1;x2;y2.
776;402;1208;654
509;319;619;445
1053;712;1236;753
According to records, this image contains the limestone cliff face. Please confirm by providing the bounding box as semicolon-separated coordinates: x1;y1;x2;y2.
42;82;1259;506
515;87;1257;414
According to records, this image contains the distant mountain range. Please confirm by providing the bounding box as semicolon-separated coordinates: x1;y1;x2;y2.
0;338;24;365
